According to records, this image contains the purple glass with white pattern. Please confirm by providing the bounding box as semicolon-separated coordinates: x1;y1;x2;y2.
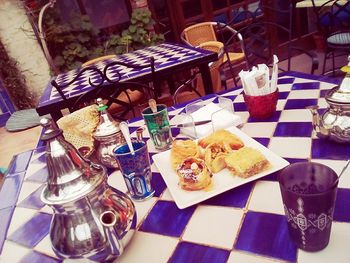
114;140;155;201
278;162;338;251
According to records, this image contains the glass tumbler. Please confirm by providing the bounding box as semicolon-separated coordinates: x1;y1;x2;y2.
278;162;338;251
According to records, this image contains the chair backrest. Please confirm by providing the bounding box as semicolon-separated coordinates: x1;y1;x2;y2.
233;3;299;71
51;57;156;120
311;0;350;34
182;22;217;46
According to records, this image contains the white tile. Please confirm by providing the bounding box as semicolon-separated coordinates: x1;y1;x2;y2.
288;90;320;99
159;188;174;201
233;94;244;103
293;78;316;84
269;137;311;159
24;161;46;180
241;122;277;138
311;159;350;188
227;250;283;263
298;222;350;263
7;207;37;236
117;232;178;263
34;235;57;258
235;111;250;124
108;171;128;193
225;88;243;97
248;181;284;215
318;97;328;108
133;197;157;227
320;82;337;90
0;240;29;262
182;206;243;249
278;84;294;92
276;99;287;111
279;109;313;122
17;181;42;203
39;205;54;214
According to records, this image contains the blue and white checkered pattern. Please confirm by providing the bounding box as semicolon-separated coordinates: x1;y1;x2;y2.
38;43;209;107
1;72;350;263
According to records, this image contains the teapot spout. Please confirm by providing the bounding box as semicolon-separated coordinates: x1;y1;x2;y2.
100;211;124;257
306;105;329;138
306;105;321;131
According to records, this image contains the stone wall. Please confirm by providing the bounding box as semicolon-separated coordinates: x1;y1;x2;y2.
0;0;51;106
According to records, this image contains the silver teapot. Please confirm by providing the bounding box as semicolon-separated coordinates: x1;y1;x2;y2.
307;62;350;143
40;118;136;262
93;98;126;169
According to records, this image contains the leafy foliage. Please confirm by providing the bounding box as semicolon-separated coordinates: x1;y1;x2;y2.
43;8;164;73
0;40;36;109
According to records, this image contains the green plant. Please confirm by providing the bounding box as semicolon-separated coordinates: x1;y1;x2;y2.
43;7;164;72
0;40;35;109
44;9;102;72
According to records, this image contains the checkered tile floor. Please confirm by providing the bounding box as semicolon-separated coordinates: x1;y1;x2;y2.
1;72;350;263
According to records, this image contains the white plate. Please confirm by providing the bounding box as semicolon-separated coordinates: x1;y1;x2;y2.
152;127;289;209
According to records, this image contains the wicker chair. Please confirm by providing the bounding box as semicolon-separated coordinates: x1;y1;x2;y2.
173;41;225;104
181;21;247;88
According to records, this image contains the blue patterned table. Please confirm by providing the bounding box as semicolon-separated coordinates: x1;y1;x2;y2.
36;43;217;121
2;72;350;263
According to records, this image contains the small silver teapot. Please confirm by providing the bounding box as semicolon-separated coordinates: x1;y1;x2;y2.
40;118;136;262
307;61;350;143
93;98;126;169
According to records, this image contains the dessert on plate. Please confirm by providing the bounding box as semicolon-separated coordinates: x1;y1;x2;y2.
225;147;270;178
198;129;244;150
171;139;198;170
176;157;212;191
204;142;230;173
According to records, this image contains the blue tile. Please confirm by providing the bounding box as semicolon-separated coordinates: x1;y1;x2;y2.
139;200;196;237
151;172;167;197
283;71;341;85
18;185;46;210
169;242;230;263
278;78;295;85
171;127;181;138
30;152;46;165
233;102;247;112
252;137;270;147
0;207;15;254
312;139;350;160
19;251;60;263
0;172;25;210
235;211;297;262
292;82;320;90
274;122;313;137
0;112;11;127
203;182;253;208
248;111;281;122
8;213;52;248
26;166;48;183
320;89;331;98
262;170;280;181
333;188;350;222
284;99;318;110
279;91;290;99
7;151;33;174
222;95;237;101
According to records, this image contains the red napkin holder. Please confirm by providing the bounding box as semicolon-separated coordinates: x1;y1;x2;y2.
243;89;279;119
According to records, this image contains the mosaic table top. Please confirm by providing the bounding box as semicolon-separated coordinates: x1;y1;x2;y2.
1;71;350;263
37;43;215;108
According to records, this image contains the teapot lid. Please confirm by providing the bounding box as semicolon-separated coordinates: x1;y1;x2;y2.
93;98;120;137
327;57;350;104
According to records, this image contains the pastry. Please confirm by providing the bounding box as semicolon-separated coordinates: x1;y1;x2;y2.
198;129;244;150
204;142;230;173
171;139;198;170
225;147;270;178
176;157;212;191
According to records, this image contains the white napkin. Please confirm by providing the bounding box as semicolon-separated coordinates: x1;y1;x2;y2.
180;102;242;138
